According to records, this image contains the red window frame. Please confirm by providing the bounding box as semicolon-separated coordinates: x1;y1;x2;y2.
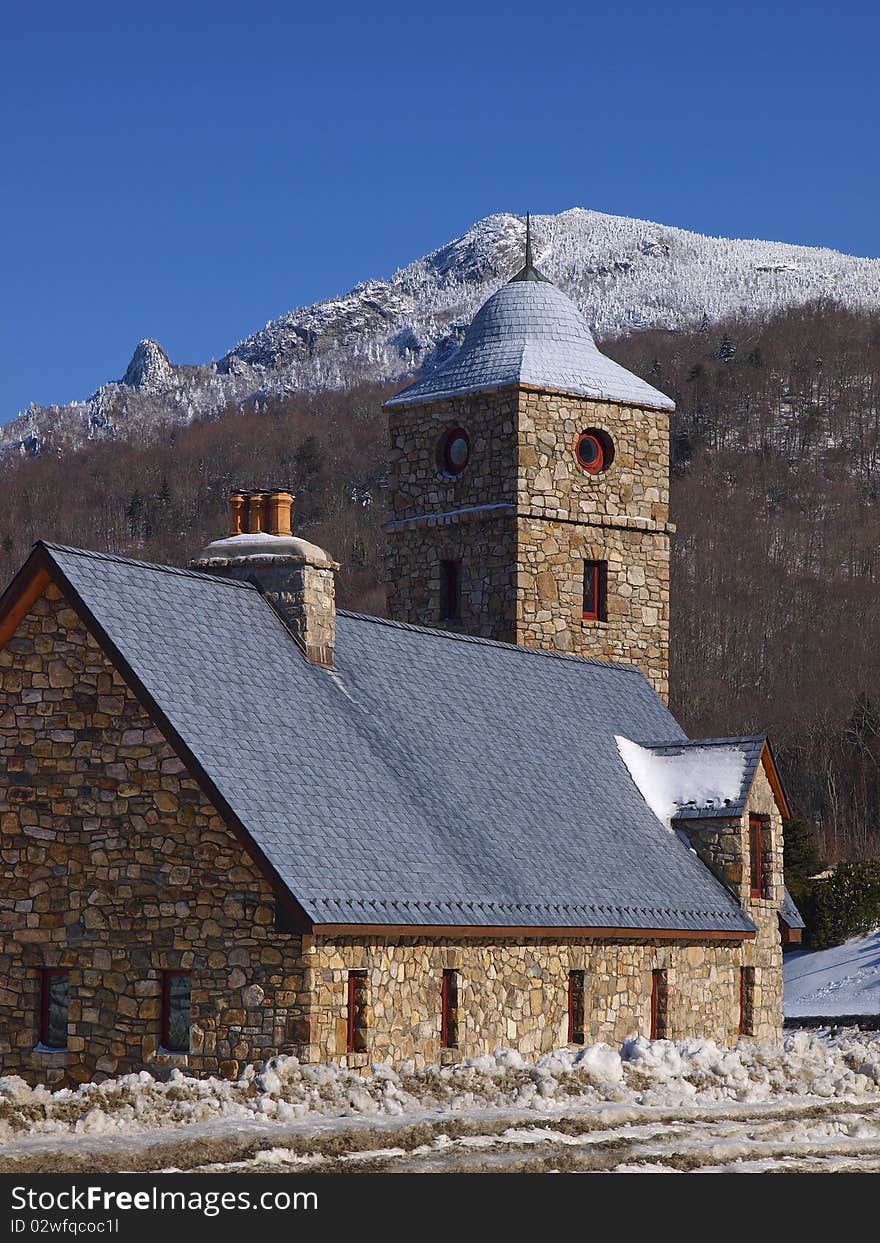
568;970;585;1044
40;968;69;1050
650;968;668;1040
347;970;367;1054
441;969;459;1049
440;427;470;475
575;431;604;475
161;970;191;1052
440;559;462;621
583;560;607;621
749;815;766;898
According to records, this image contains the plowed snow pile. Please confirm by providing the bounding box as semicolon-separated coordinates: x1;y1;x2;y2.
2;1030;879;1141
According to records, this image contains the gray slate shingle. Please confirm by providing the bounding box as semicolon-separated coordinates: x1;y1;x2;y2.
386;279;675;411
44;543;753;934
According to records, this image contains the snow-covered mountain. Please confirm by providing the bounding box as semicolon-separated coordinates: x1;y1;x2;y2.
6;207;880;458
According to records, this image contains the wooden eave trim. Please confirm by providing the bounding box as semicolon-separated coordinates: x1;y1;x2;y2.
310;923;755;942
0;555;52;652
14;545;314;935
760;741;792;820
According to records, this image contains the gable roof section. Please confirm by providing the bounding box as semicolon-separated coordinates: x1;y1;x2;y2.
2;542;754;936
780;885;806;930
638;736;791;821
385;278;675;411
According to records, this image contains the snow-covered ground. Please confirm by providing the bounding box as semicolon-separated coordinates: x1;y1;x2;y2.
3;1031;880;1174
784;930;880;1018
2;941;878;1174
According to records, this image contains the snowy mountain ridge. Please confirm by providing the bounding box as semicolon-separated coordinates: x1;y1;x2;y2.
6;206;880;459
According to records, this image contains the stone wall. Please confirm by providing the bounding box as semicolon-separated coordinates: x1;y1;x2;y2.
515;518;670;699
515;391;670;526
302;933;758;1069
386;508;518;642
0;585;307;1085
385;385;672;693
676;759;784;1041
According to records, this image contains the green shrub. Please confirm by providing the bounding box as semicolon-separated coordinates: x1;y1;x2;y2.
799;861;880;950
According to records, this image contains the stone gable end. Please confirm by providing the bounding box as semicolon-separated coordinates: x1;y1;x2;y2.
0;582;306;1084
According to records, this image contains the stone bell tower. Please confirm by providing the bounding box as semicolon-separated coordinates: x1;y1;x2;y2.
384;218;675;699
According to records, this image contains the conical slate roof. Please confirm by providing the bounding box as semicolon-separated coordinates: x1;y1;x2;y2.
386;273;675;411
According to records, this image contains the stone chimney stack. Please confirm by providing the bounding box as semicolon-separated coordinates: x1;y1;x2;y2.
191;489;338;668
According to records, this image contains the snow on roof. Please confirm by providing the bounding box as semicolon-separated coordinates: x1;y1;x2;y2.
616;736;749;830
385;277;675;411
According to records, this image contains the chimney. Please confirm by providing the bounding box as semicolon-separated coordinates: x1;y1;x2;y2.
191;489;338;668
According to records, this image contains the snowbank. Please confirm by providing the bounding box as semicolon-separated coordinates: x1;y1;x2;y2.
1;1030;879;1141
784;930;880;1017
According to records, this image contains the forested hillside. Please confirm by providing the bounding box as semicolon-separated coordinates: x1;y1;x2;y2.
3;301;880;859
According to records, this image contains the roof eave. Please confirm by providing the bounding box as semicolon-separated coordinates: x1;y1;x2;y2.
308;922;755;940
384;377;676;413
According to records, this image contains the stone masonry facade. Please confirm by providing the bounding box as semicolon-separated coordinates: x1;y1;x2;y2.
304;933;773;1072
386;386;672;696
0;584;781;1086
0;585;309;1085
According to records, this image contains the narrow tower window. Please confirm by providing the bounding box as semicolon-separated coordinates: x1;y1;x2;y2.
583;560;607;621
161;971;191;1052
568;970;586;1044
749;815;768;898
40;969;69;1050
347;970;368;1053
441;969;459;1048
650;968;668;1039
440;559;462;621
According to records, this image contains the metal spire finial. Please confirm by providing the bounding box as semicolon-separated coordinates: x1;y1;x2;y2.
510;212;549;283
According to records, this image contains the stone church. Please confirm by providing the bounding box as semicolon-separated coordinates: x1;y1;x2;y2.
0;230;802;1084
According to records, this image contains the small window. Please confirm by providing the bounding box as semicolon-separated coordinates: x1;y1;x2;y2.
574;428;615;475
440;559;462;621
438;427;470;476
749;815;768;898
650;968;668;1040
583;560;607;621
161;971;191;1052
347;970;368;1054
40;969;69;1050
739;966;755;1036
568;970;586;1044
441;969;459;1049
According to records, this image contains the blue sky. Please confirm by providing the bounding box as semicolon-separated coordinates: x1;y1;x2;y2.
2;0;879;423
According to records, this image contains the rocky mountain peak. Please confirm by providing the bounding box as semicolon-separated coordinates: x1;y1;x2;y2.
121;339;174;394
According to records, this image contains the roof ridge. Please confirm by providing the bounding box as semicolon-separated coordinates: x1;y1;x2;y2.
642;735;766;748
39;542;257;589
336;609;647;675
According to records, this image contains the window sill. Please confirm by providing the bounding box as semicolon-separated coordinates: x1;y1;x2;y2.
580;617;610;628
31;1044;68;1058
345;1051;370;1069
439;1048;461;1065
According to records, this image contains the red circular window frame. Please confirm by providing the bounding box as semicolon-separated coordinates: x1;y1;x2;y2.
440;427;470;476
574;428;614;475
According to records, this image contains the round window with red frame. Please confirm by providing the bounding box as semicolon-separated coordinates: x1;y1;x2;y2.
574;428;614;475
439;426;470;476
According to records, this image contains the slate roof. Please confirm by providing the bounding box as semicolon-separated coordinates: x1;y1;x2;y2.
34;543;755;934
638;737;768;820
780;886;806;930
385;276;675;411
